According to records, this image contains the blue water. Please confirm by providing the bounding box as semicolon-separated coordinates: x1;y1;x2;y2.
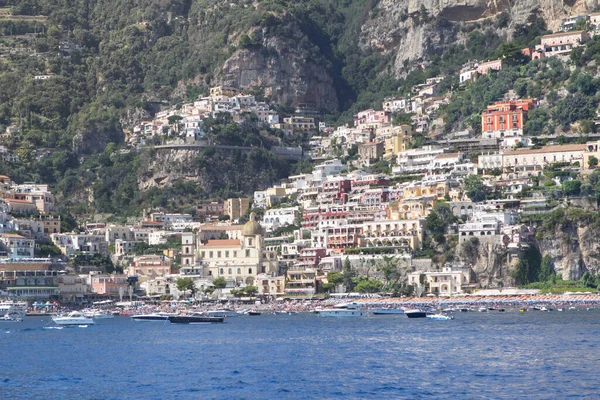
1;311;600;399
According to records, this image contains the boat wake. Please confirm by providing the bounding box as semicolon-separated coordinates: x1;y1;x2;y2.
43;326;64;330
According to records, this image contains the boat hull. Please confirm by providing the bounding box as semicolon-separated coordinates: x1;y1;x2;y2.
405;311;427;318
372;308;405;315
131;314;171;321
318;309;367;317
52;318;95;325
168;316;225;324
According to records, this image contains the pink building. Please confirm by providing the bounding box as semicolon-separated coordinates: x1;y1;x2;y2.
477;59;502;76
537;30;588;57
355;109;391;126
89;274;128;296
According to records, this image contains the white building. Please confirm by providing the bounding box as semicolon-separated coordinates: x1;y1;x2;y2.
261;207;299;231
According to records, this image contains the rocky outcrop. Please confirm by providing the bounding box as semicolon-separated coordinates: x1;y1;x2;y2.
217;28;339;111
537;224;600;280
361;0;600;76
455;237;518;287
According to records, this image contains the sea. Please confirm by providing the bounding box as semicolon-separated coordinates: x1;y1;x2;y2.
1;310;600;400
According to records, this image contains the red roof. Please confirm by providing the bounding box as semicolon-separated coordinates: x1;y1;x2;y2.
203;240;241;247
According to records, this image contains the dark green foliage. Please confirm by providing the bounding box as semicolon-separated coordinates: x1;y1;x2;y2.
463;175;488;202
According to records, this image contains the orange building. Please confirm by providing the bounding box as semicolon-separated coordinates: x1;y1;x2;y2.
481;99;536;138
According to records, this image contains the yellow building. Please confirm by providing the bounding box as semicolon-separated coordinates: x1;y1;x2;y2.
193;213;279;286
224;197;250;221
383;125;411;159
403;182;449;200
387;198;433;220
210;86;239;97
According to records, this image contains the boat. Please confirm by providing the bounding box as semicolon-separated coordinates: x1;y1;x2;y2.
317;308;367;317
426;314;454;321
371;307;405;315
557;308;564;312
247;311;262;316
519;308;527;313
131;312;172;322
478;307;488;312
52;311;95;326
83;310;115;319
206;309;238;318
405;310;428;318
0;300;27;319
0;312;22;322
540;307;548;312
168;314;225;324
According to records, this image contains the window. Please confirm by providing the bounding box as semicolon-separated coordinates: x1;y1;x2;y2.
201;251;205;258
237;268;241;274
248;238;253;246
220;268;223;274
249;268;252;274
209;251;213;258
225;251;229;258
246;249;250;257
217;251;221;258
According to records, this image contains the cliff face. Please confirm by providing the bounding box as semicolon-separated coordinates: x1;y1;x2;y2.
137;147;290;194
360;0;600;76
455;237;518;287
217;28;339;111
537;224;600;280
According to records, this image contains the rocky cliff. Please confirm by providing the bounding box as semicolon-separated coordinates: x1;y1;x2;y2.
361;0;600;76
455;237;518;287
537;223;600;280
218;28;339;111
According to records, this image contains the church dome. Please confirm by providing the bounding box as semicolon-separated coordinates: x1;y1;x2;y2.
242;212;263;236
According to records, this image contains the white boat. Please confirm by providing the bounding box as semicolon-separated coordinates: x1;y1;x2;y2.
317;309;367;317
427;314;454;321
83;310;115;319
371;307;405;315
0;313;22;322
206;309;238;318
0;300;27;319
131;312;172;321
478;307;488;312
52;311;95;326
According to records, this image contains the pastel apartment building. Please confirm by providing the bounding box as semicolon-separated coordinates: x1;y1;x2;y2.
481;99;536;138
536;31;588;57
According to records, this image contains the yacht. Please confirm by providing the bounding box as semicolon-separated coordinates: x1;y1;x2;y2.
426;313;454;321
206;309;238;318
168;314;225;324
405;310;428;318
371;307;405;315
52;311;95;326
0;300;27;319
83;310;115;319
131;312;172;322
317;308;367;317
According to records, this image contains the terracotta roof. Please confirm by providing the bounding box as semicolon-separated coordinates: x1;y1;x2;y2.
1;233;26;238
203;239;241;247
542;30;585;39
504;144;586;156
201;225;242;231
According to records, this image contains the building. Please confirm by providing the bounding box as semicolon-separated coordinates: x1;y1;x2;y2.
537;31;588;57
360;219;424;250
0;258;59;299
0;233;34;259
408;265;470;295
223;198;250;221
285;268;316;295
210;86;239;97
394;146;445;174
384;129;410;159
87;273;129;296
261;207;299;231
357;142;384;165
476;59;502;75
114;239;142;257
479;144;587;174
56;275;88;302
126;255;172;281
255;273;285;296
186;213;279;286
481;99;535;138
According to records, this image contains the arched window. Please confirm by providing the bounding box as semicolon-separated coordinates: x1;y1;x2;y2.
248;268;252;274
228;268;232;275
237;268;241;274
220;268;224;274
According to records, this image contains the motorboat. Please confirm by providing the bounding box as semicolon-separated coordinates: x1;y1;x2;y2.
557;308;564;312
0;312;22;322
317;308;367;317
540;307;548;312
247;310;262;316
371;307;405;315
83;310;115;319
52;311;95;326
478;307;488;313
206;309;238;318
405;310;428;319
0;300;27;319
519;308;527;313
168;314;225;324
426;314;454;321
131;312;172;322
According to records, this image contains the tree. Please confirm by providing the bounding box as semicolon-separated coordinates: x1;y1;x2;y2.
588;156;598;169
562;179;582;196
463;175;487;202
354;278;383;293
244;285;258;296
212;276;227;289
176;277;195;298
327;271;343;286
342;257;356;292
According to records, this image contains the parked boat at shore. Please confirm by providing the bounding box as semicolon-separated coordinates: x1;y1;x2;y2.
317;308;367;317
405;310;428;319
0;300;27;319
131;312;172;322
168;314;225;324
372;307;404;315
206;309;238;318
52;311;95;326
